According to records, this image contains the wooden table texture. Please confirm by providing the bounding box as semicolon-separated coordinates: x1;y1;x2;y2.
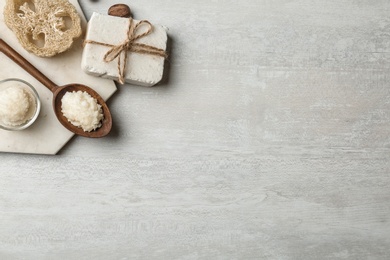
1;0;389;259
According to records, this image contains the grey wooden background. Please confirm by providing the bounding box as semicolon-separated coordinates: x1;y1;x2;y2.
1;0;390;259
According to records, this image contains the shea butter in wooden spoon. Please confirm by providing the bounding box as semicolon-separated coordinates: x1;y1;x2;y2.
0;39;112;138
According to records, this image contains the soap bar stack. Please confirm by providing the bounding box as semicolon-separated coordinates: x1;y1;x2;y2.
82;12;168;87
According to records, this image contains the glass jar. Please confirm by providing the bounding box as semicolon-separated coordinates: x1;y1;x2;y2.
0;78;41;131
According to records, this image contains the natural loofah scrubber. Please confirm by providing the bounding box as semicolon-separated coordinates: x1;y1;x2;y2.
4;0;82;57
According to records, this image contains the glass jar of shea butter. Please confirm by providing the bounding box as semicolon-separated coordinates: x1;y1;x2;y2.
0;78;41;131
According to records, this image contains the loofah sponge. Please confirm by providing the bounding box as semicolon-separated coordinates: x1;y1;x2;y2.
4;0;82;57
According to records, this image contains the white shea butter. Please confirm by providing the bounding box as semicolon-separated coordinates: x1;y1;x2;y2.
0;85;36;127
61;91;104;132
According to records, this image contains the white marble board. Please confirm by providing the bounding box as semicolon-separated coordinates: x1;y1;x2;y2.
0;0;117;155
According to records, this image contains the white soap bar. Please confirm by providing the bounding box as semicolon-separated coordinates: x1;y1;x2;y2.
81;12;167;87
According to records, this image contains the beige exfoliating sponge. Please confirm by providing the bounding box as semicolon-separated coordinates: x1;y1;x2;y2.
4;0;82;57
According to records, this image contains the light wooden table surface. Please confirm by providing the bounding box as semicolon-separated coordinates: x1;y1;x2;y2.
1;0;390;259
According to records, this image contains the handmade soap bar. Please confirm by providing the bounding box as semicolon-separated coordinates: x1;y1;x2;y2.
81;12;167;86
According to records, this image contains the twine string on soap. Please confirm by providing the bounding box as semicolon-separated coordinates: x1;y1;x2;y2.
83;18;167;84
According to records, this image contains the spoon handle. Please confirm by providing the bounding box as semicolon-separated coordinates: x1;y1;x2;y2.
0;39;57;92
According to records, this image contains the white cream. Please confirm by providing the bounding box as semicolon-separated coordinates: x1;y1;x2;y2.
81;12;168;87
0;85;36;127
61;91;104;132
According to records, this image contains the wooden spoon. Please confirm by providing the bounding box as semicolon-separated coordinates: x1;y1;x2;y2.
0;39;112;138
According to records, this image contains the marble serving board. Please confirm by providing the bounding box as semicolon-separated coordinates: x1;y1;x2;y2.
0;0;117;155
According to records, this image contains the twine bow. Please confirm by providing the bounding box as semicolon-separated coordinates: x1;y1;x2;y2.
84;18;167;84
